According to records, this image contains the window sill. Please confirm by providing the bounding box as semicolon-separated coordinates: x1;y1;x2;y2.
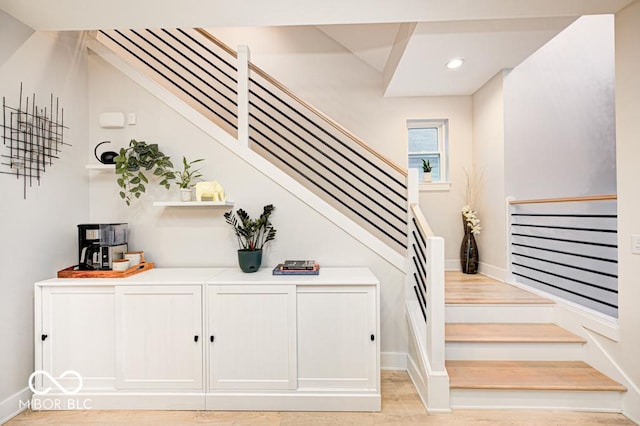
419;181;451;192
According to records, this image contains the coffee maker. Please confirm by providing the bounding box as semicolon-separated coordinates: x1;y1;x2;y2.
78;224;128;270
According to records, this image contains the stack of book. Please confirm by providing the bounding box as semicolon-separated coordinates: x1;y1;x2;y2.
272;260;320;275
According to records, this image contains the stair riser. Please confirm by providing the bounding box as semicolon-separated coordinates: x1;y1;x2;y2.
445;305;554;323
450;389;623;411
446;342;584;361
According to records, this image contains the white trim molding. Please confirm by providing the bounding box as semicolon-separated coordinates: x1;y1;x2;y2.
0;387;31;425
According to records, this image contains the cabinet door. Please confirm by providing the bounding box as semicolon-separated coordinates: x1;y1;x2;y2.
297;285;378;390
115;285;203;390
40;287;115;390
208;285;296;390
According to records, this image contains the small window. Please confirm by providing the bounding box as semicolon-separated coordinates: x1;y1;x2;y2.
407;119;448;182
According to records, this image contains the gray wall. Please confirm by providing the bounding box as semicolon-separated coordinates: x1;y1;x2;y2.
505;15;616;199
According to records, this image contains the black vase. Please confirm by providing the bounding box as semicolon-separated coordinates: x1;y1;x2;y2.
237;249;262;273
460;217;479;274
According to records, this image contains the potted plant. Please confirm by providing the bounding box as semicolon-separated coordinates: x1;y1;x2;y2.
115;139;175;206
421;159;432;182
224;204;276;273
175;156;204;201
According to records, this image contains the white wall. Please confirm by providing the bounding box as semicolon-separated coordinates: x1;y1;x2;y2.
504;15;616;199
87;53;407;358
472;71;507;280
615;0;640;422
208;25;474;266
0;29;89;419
0;10;33;67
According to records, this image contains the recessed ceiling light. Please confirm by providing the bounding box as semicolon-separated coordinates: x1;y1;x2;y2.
446;58;464;69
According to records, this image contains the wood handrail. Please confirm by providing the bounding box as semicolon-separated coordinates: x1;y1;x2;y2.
509;194;617;205
195;28;238;59
410;203;434;238
196;28;408;177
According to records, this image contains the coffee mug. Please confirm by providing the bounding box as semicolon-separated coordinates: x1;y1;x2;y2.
112;259;130;272
124;251;143;266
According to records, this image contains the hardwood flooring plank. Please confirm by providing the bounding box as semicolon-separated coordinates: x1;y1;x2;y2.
447;360;627;391
5;371;634;425
445;272;553;305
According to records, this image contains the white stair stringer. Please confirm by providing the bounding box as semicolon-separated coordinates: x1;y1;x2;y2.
406;301;451;414
87;37;405;271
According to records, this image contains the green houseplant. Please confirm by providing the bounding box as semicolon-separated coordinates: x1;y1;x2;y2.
115;139;175;206
421;159;432;182
224;204;276;273
175;156;204;201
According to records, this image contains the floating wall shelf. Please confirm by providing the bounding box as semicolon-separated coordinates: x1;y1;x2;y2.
152;200;234;207
85;164;115;170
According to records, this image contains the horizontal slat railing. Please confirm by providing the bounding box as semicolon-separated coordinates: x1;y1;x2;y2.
408;202;445;371
406;193;448;412
248;68;408;251
508;195;618;317
409;204;428;322
96;28;408;253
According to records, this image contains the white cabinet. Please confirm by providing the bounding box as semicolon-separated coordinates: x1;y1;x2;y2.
297;286;378;390
38;287;116;390
34;268;380;411
208;285;296;390
115;285;203;390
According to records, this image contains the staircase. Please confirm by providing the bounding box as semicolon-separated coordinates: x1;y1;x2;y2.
88;27;629;415
444;272;626;411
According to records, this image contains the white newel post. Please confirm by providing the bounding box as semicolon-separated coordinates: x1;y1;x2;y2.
237;45;250;148
425;235;449;411
408;168;419;205
406;168;419;300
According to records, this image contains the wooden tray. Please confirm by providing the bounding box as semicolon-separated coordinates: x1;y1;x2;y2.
57;262;154;278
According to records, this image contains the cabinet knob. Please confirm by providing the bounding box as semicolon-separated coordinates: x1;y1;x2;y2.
370;334;375;341
41;334;48;341
210;335;215;343
194;335;199;342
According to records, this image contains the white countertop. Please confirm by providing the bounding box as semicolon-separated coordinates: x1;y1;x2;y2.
208;267;378;286
36;267;379;286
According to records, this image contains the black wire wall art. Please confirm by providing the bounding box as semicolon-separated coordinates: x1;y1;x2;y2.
1;83;70;199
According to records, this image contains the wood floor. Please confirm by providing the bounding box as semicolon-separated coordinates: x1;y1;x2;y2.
6;371;634;425
445;271;553;305
447;361;627;391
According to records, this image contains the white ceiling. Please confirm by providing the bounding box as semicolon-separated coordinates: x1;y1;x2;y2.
0;0;633;97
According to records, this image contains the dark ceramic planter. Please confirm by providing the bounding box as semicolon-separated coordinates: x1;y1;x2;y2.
237;249;262;273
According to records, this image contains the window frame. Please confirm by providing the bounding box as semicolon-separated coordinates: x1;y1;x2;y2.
407;119;449;184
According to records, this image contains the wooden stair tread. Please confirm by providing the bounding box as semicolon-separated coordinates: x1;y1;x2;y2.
447;360;626;391
446;272;553;305
445;323;586;343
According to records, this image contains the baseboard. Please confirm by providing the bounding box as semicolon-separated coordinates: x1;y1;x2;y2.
447;259;507;282
381;352;407;370
478;262;507;282
445;259;460;271
0;387;31;424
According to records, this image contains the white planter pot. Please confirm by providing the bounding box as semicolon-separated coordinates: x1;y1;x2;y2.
180;188;192;202
422;172;432;182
